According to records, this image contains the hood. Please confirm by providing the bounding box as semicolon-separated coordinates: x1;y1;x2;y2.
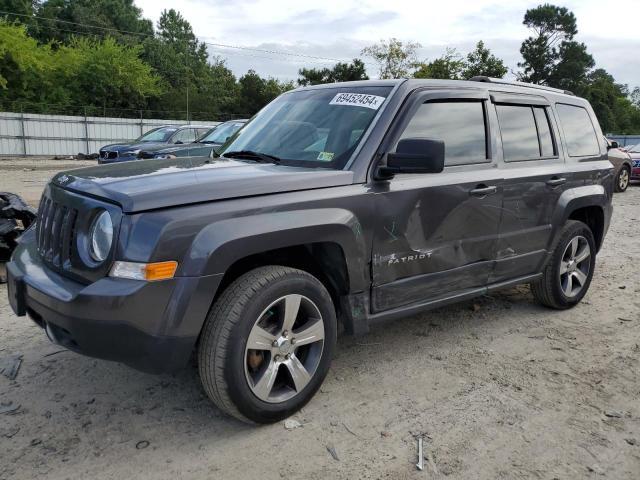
52;157;354;213
101;142;169;153
146;142;211;155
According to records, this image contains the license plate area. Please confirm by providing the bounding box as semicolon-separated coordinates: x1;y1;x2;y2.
7;265;26;316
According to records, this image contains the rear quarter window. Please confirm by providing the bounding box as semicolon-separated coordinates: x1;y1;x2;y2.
556;103;600;157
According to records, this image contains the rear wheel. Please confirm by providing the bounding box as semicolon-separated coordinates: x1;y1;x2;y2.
615;165;630;192
531;220;596;309
198;266;337;424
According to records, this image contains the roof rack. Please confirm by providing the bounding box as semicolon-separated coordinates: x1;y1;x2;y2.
469;76;574;96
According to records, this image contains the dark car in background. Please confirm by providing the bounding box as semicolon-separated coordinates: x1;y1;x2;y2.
98;125;215;164
139;120;248;159
624;142;640;181
604;137;633;192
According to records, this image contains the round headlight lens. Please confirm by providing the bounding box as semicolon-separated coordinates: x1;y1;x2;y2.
89;210;113;262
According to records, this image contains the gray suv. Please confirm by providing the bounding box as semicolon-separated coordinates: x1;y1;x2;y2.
7;78;614;424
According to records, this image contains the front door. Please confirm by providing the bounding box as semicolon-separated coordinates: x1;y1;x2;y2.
371;91;504;312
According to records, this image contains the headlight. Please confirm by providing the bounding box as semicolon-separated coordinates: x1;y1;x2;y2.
89;210;113;262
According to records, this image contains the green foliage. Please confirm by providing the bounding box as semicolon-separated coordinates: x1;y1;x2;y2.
462;41;508;79
518;3;593;87
576;69;640;134
413;42;507;80
31;0;153;45
298;59;368;86
413;48;464;80
362;38;421;79
236;70;294;115
0;20;162;109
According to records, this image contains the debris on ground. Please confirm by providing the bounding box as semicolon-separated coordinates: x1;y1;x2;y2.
603;410;623;418
326;445;339;461
0;192;36;279
0;354;23;380
0;402;21;415
135;440;150;450
284;419;302;430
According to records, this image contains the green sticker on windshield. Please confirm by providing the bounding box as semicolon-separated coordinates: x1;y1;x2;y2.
317;151;335;162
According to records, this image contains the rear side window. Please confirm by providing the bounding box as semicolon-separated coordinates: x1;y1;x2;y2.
496;105;540;160
496;104;558;161
398;101;488;166
533;107;555;157
556;104;600;156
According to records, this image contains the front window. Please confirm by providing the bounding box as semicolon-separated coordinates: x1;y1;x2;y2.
218;86;393;168
626;143;640;153
138;127;178;143
200;122;245;144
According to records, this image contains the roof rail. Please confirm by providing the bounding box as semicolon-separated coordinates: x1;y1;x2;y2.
469;76;574;96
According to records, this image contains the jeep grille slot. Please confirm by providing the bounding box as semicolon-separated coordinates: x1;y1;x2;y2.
36;193;78;268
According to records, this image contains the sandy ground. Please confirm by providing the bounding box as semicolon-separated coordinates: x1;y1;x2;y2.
0;158;638;480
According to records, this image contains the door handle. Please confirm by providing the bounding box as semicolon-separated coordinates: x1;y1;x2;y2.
469;185;497;197
546;177;566;187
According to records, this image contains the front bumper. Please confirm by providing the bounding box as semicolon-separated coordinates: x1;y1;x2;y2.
7;240;222;373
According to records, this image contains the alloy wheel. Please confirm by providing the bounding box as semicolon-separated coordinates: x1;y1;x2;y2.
619;168;630;190
244;294;325;403
559;235;591;298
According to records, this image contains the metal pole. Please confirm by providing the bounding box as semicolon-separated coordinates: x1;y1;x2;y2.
20;104;27;157
84;106;90;155
140;110;143;137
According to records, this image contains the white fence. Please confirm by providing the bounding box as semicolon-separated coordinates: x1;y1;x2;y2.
0;111;218;157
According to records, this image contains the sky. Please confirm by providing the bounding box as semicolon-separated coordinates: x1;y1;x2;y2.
136;0;640;87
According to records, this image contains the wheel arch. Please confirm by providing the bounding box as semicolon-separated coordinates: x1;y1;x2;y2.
550;185;609;252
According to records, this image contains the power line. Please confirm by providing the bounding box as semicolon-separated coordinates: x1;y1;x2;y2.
0;9;369;66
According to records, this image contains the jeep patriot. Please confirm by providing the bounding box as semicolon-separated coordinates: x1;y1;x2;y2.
7;78;614;423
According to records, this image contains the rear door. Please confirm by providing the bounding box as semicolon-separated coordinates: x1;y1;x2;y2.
490;93;566;282
371;90;504;312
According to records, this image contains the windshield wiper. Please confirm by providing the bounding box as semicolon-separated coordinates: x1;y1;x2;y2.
222;150;281;164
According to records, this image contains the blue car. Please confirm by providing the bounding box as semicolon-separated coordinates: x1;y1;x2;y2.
139;120;248;159
98;125;214;164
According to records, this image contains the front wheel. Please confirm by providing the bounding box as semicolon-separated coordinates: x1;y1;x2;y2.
615;165;630;192
531;220;596;309
198;266;337;424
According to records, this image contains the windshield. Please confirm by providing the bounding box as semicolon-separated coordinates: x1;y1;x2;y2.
138;127;178;143
218;86;393;168
200;122;245;144
626;142;640;153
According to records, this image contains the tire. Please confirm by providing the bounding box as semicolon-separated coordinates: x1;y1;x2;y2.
615;165;630;192
198;266;337;424
531;220;596;309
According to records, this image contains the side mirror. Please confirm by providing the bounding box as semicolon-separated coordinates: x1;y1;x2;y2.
607;140;619;150
377;138;445;179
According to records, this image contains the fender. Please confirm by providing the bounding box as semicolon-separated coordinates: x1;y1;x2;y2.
547;184;609;251
180;208;369;293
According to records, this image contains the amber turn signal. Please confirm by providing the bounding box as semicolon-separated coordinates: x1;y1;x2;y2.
109;261;178;281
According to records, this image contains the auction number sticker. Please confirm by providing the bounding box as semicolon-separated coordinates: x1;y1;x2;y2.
329;93;385;110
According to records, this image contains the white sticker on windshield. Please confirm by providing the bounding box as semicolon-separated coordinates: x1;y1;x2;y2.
329;93;385;110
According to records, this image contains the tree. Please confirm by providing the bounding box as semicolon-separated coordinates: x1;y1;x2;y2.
413;48;464;80
57;37;163;110
462;41;508;79
518;4;594;89
578;69;640;134
32;0;153;45
362;38;421;79
0;20;162;110
298;58;368;86
235;70;294;115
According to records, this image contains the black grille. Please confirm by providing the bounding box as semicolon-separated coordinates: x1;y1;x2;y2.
100;150;118;159
36;194;78;268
